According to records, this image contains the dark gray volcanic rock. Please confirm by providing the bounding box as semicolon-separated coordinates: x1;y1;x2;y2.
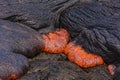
0;20;44;57
18;54;112;80
60;0;120;79
0;19;45;79
0;0;119;80
0;0;79;33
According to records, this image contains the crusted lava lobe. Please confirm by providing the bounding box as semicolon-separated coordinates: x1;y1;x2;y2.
60;1;120;80
0;20;45;80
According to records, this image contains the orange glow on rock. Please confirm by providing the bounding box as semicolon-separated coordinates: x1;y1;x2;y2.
108;64;116;75
9;74;17;80
41;29;104;68
42;29;69;54
64;42;104;68
3;74;20;80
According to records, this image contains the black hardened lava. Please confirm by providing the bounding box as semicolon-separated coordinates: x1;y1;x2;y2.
0;0;120;80
60;0;120;80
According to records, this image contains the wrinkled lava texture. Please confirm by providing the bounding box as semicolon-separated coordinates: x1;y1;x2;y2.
0;0;120;80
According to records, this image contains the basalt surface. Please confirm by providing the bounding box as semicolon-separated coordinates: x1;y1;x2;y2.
0;0;119;80
18;53;112;80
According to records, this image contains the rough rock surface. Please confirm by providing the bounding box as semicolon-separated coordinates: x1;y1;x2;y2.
18;53;112;80
0;0;79;33
60;0;120;79
0;0;119;80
